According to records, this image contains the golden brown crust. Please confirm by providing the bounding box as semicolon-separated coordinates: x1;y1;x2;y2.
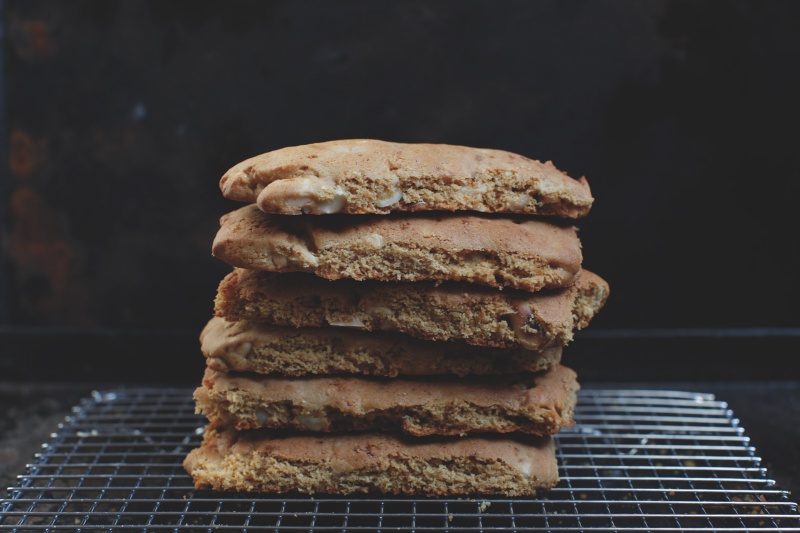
219;139;593;217
212;205;582;291
201;317;562;377
214;269;609;350
183;427;559;495
195;365;579;436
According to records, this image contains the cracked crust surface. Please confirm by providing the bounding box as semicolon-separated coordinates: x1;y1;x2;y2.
214;269;609;350
195;365;578;436
219;139;593;217
184;427;559;496
213;205;582;291
201;317;562;377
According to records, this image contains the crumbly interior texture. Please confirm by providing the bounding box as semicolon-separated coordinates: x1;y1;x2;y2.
183;427;559;496
219;139;593;218
195;365;579;436
212;205;582;292
214;269;609;350
201;317;562;377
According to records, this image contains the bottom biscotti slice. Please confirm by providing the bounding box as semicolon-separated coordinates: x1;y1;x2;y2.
195;365;578;436
184;427;559;496
201;317;562;377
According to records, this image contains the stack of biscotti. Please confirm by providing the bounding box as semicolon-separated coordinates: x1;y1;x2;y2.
184;139;609;496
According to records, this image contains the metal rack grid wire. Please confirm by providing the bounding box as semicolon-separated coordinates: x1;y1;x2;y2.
0;388;798;531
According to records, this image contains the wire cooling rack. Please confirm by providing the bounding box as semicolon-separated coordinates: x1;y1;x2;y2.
0;388;798;532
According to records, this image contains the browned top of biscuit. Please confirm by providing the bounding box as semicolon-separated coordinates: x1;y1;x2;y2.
191;427;558;477
214;268;609;349
220;139;593;217
201;364;578;415
199;317;563;377
217;205;581;260
212;205;582;290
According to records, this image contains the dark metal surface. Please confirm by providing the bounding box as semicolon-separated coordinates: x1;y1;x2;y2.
0;388;798;531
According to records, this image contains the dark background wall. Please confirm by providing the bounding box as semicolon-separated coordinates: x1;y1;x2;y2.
2;0;799;382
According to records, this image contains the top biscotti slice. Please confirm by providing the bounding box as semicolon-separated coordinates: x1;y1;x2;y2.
215;269;609;350
220;139;593;217
212;205;582;291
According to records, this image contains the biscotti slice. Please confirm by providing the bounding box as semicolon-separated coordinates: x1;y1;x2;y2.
215;269;609;350
220;139;592;217
184;427;559;496
202;317;562;377
213;205;581;291
195;364;578;436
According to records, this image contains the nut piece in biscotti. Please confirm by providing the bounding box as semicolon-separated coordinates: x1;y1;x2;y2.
195;364;578;436
219;139;593;217
214;269;609;350
201;317;562;377
213;205;582;292
183;427;559;496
